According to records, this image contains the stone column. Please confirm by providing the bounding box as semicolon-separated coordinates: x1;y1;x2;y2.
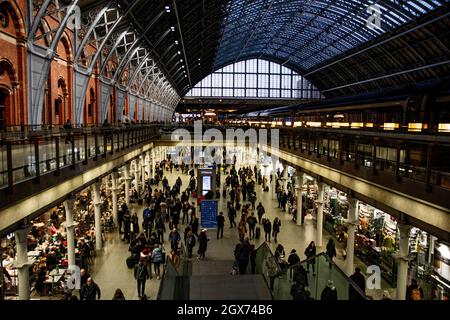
124;163;131;208
134;159;140;195
92;181;103;250
395;223;413;300
345;198;359;276
14;225;33;300
142;154;147;191
283;164;288;191
295;172;304;226
63;197;77;268
316;182;325;249
111;171;119;226
271;171;276;200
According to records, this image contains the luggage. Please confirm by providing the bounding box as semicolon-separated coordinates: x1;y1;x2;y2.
126;256;136;269
255;227;261;240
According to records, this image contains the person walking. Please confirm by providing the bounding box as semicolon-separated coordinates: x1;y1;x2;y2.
236;238;252;275
217;212;225;239
326;239;337;269
246;213;257;239
321;280;338;300
191;216;199;239
197;229;209;260
80;277;101;300
155;213;165;244
186;231;196;258
237;218;247;242
134;259;150;298
263;218;272;242
272;217;281;242
228;204;237;228
151;244;164;280
287;249;301;281
256;203;265;224
304;241;317;276
168;228;181;253
349;267;366;300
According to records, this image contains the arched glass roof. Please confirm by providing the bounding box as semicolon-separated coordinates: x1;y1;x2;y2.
185;58;322;99
214;0;447;72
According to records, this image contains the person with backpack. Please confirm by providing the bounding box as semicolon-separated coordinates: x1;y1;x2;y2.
272;217;281;242
406;279;424;300
134;259;150;298
326;239;337;269
349;267;366;300
185;231;196;258
151;244;164;280
304;241;317;276
216;212;225;239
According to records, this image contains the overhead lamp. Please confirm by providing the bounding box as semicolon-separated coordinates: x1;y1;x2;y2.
175;40;179;45
178;51;181;55
170;26;175;32
181;65;185;68
165;6;171;13
180;59;183;62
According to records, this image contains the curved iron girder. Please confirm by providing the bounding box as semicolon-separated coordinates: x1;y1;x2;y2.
137;65;158;95
27;0;81;125
74;1;113;65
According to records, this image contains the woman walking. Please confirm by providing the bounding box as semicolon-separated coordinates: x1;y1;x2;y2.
304;241;317;276
272;217;281;243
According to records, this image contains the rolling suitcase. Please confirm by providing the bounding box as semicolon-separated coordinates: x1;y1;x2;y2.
126;256;135;269
255;227;261;240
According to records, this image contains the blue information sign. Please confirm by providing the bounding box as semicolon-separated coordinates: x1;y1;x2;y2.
200;200;218;229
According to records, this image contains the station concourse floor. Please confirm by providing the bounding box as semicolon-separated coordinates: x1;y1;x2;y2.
31;164;395;300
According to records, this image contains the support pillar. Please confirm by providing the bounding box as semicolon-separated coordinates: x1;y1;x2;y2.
395;223;413;300
134;159;140;195
316;182;325;249
63;197;77;268
283;164;288;191
124;163;131;208
14;225;33;300
111;172;119;226
295;172;304;226
345;198;359;276
142;154;147;191
92;181;103;250
271;171;276;200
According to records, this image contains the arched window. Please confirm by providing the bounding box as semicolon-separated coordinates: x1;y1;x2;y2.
185;59;322;99
0;89;9;130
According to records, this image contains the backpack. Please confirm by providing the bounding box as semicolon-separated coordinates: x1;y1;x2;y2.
411;288;421;300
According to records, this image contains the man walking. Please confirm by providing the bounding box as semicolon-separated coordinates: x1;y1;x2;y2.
217;211;225;239
134;260;150;298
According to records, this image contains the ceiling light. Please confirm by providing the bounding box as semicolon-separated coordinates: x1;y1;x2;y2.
181;65;184;68
170;26;175;32
180;59;183;62
178;51;181;55
175;40;179;45
165;6;171;13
